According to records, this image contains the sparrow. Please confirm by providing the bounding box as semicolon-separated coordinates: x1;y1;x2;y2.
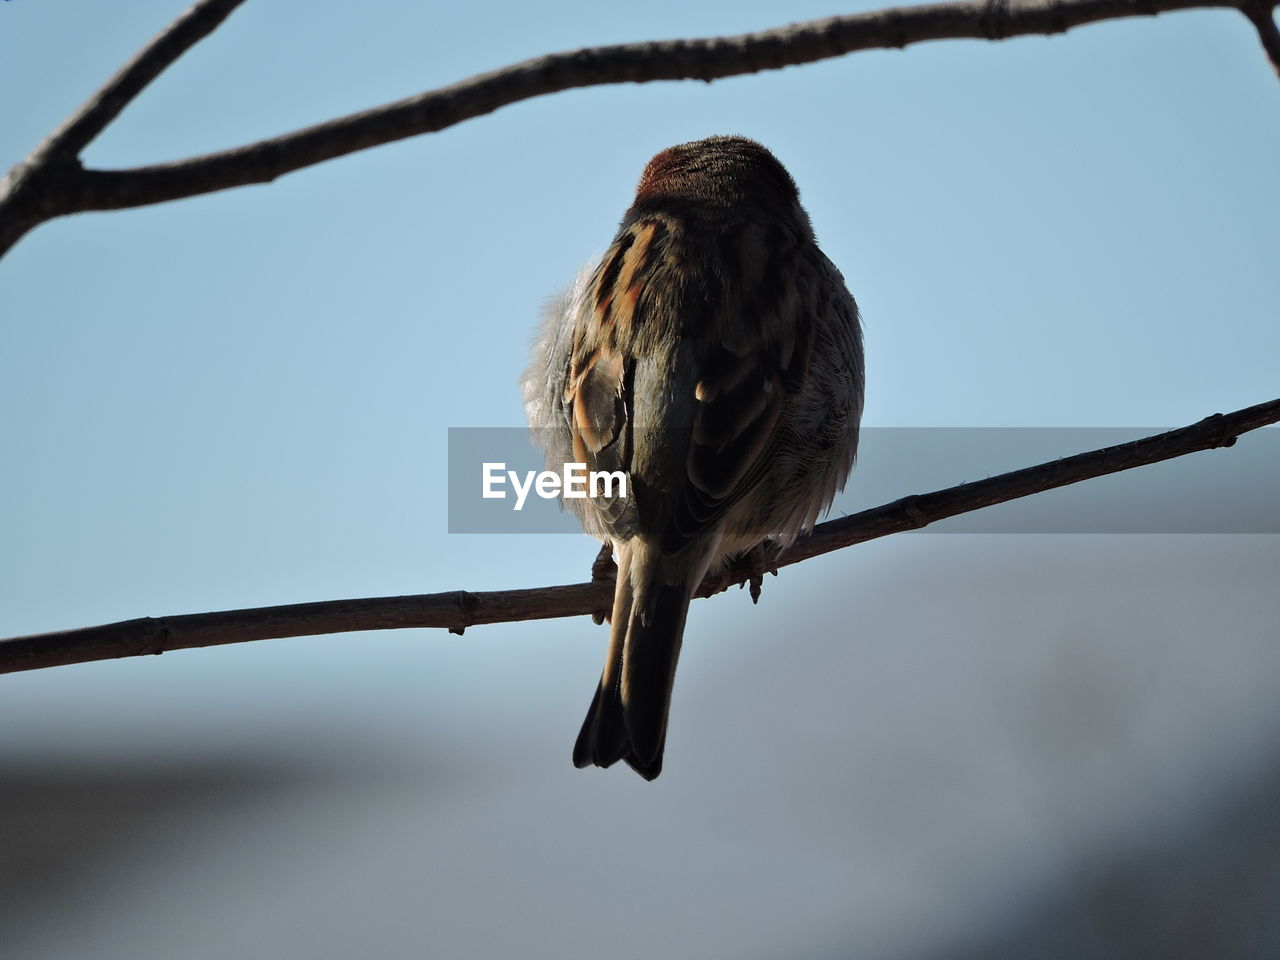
522;135;864;780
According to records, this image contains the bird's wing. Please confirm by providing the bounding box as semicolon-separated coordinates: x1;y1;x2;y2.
564;217;816;555
665;221;816;554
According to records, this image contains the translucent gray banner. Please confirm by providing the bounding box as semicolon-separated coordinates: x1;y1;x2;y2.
447;427;1279;534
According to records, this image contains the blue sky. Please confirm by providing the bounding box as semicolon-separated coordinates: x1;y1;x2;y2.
1;2;1278;957
3;0;1276;621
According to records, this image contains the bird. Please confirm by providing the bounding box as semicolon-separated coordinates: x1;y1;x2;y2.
522;135;864;780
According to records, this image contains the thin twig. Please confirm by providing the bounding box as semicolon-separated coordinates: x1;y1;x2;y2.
1;0;1271;258
1243;1;1280;75
2;397;1275;676
40;0;250;161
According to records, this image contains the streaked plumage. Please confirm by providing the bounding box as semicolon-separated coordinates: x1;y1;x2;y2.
523;136;864;779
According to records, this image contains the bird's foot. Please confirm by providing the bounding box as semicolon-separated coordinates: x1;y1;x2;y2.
737;541;779;604
696;541;780;600
590;541;616;624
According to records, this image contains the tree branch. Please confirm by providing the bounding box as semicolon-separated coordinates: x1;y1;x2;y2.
2;0;1273;260
2;397;1275;676
0;0;248;257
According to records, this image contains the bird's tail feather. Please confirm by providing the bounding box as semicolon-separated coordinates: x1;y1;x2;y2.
572;552;633;770
573;546;692;781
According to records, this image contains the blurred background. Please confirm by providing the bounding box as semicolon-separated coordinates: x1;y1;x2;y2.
2;1;1278;957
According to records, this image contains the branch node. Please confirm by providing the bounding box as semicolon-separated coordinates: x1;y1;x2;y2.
1200;411;1241;448
1047;0;1072;34
900;495;931;529
449;591;478;635
981;0;1012;40
135;618;170;656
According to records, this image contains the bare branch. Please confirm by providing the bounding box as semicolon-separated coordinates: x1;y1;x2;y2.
3;397;1275;676
1;0;1270;259
0;0;248;256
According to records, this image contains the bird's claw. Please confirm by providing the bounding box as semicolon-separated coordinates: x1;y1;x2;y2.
590;541;616;624
736;542;778;604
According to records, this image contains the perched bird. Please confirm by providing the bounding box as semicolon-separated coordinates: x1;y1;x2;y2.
522;136;864;780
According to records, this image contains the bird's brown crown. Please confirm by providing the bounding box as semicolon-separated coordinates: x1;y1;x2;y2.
633;136;800;214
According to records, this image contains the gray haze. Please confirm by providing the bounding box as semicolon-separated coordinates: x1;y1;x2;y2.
4;535;1278;959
